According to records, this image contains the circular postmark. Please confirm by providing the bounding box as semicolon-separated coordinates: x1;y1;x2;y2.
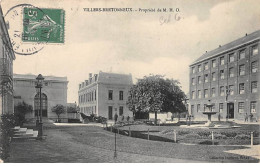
4;4;51;55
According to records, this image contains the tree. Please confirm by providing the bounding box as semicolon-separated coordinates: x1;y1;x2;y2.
14;101;33;126
51;104;66;122
127;75;186;125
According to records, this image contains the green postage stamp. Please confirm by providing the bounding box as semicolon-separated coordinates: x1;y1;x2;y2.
22;7;65;43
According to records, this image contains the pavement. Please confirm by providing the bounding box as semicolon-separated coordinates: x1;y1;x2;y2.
225;145;260;160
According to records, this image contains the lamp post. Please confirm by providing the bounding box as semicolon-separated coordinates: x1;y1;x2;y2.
35;74;44;139
35;84;40;128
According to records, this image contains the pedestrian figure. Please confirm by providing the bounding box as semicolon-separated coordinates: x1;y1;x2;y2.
171;114;174;121
114;113;118;123
218;113;221;121
121;115;124;121
245;113;248;122
249;113;253;122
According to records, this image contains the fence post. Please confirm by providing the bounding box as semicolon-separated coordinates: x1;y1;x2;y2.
129;127;131;137
212;131;214;145
251;131;254;146
148;129;150;140
173;130;177;143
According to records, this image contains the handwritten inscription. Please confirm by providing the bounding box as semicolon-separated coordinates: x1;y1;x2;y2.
159;13;182;25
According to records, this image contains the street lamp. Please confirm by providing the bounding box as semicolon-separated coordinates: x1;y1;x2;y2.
35;84;40;128
35;74;44;139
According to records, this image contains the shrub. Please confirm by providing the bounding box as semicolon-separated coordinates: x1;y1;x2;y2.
220;131;237;138
197;131;211;138
214;133;227;139
235;134;250;140
185;133;200;139
178;130;190;135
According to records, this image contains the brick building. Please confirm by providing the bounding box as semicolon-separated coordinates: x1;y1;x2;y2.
189;30;260;122
0;5;16;116
78;72;133;121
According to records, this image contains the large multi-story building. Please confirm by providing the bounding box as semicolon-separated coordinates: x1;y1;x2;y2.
13;74;68;122
189;30;260;122
0;5;16;116
78;72;133;121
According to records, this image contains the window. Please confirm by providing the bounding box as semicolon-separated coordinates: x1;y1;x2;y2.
252;45;258;56
252;61;258;73
94;90;96;101
219;103;223;113
198;90;202;99
204;74;209;83
239;83;245;94
198;76;202;84
238;102;244;113
108;90;113;100
229;85;234;95
119;91;124;100
220;70;224;79
191;105;194;113
212;72;216;81
229;53;235;62
212;59;216;68
229;67;234;77
251;81;257;93
211;88;216;97
239;49;246;60
250;101;257;113
119;106;124;116
220;86;225;96
220;56;225;65
192;67;195;74
204;62;209;70
204;89;208;98
192;91;195;99
197;104;201;112
198;65;202;72
192;78;195;85
239;64;245;76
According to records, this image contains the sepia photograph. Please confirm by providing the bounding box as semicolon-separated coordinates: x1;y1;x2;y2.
0;0;259;163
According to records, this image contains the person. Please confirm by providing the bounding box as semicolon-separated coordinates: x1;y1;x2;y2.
245;113;248;122
114;113;118;123
127;116;130;122
121;115;124;121
171;114;174;121
249;113;253;122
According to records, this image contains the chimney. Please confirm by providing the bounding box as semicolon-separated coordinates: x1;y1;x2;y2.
79;84;81;89
245;33;247;36
94;74;98;82
85;80;88;85
89;73;92;78
89;73;92;84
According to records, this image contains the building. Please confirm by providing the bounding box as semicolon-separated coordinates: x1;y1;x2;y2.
189;30;260;122
78;72;133;121
13;74;68;122
0;5;16;116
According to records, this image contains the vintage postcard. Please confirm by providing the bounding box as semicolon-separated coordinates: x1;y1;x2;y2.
0;0;259;163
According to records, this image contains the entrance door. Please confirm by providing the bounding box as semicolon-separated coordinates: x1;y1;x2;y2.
108;106;113;120
227;103;234;119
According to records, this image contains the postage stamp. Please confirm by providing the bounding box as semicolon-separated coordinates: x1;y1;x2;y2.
22;7;65;43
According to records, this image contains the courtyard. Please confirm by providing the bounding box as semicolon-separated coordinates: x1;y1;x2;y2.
6;122;260;163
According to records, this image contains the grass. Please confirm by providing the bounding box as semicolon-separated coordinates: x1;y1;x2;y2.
116;122;260;145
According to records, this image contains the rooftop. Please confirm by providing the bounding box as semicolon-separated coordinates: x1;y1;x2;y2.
13;73;68;82
191;30;260;66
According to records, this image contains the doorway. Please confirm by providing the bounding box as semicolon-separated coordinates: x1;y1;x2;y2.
227;103;234;119
108;106;113;120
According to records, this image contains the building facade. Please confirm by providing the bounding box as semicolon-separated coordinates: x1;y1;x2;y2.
13;74;68;122
189;30;260;122
0;5;16;116
78;72;133;121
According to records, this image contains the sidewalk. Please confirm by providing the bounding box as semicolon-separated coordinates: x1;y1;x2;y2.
225;145;260;160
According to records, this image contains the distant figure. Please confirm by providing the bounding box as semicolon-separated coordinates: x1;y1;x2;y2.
127;116;130;122
114;113;118;123
171;114;174;121
249;113;253;122
245;113;248;122
218;113;221;121
121;115;124;121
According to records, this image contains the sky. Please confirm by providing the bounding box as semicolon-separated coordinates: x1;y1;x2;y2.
1;0;260;103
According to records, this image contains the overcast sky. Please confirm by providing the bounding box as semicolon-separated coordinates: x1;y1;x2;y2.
2;0;260;103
